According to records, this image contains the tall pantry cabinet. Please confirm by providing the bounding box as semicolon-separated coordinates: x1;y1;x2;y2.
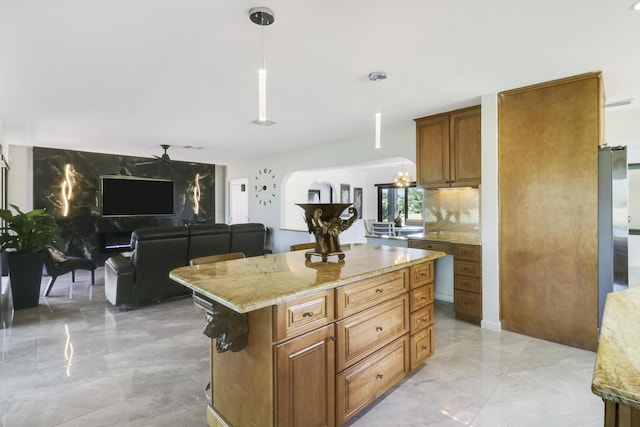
498;72;602;351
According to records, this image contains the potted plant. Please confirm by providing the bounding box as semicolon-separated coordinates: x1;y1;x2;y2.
0;205;61;309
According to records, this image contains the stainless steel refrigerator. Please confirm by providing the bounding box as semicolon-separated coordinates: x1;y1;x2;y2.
598;146;628;330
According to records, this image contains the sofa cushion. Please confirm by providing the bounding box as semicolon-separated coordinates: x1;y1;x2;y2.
188;224;231;261
230;223;267;257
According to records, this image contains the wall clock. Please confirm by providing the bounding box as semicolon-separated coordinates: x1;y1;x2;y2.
255;168;276;206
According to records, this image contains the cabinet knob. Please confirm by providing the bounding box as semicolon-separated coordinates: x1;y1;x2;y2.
376;373;384;379
421;346;428;351
302;311;314;317
376;288;384;294
420;272;428;277
375;326;384;332
421;296;427;301
329;336;336;342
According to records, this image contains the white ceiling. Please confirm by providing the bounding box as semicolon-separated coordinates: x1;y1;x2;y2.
1;1;639;165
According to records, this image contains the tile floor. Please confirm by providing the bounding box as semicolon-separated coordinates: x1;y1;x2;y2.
0;269;603;427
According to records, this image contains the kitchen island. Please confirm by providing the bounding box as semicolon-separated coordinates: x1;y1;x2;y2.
170;243;445;427
592;287;640;426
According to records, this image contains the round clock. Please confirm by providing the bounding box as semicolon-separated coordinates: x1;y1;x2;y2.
254;168;276;206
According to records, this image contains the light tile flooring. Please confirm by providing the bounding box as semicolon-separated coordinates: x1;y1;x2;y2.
1;269;603;427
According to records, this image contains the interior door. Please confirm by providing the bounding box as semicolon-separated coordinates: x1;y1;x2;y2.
229;178;249;224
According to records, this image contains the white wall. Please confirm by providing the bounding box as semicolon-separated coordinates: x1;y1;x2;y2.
6;145;32;211
480;93;500;331
226;126;417;253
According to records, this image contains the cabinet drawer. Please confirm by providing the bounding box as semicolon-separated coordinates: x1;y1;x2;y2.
454;274;482;294
275;291;334;341
454;259;482;278
453;244;481;261
336;335;409;425
410;325;434;370
410;261;434;289
409;240;451;254
410;304;434;334
409;283;434;312
454;289;482;320
336;269;408;319
336;295;409;371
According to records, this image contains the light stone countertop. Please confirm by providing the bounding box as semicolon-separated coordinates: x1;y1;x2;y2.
170;243;446;313
592;287;640;409
408;232;481;245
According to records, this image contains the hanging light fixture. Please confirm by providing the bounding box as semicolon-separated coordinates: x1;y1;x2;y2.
249;7;276;126
394;162;411;188
369;71;387;148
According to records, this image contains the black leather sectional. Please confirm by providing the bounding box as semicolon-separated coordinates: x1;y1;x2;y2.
104;223;269;307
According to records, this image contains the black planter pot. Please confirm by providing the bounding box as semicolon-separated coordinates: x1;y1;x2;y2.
8;252;45;310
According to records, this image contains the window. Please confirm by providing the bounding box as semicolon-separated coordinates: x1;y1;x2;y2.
376;183;423;223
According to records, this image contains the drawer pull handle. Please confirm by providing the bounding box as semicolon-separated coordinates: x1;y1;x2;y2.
375;326;384;332
302;312;314;317
421;346;428;351
421;317;428;323
420;272;428;277
376;288;384;293
329;336;336;342
376;373;384;379
420;296;427;301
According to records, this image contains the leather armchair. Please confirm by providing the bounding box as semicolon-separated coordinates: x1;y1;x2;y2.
105;226;190;307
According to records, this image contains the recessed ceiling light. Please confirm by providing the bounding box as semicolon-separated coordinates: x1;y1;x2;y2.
632;1;640;11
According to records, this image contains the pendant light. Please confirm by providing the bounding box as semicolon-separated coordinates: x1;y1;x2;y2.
249;7;276;126
369;71;387;148
394;162;411;188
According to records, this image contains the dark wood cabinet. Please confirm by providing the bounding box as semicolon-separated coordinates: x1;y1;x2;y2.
415;106;481;189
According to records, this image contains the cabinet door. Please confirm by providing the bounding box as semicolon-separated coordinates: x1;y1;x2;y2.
416;114;450;188
450;106;481;187
276;324;335;427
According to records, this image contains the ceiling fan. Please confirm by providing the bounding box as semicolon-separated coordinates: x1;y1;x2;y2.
135;144;173;165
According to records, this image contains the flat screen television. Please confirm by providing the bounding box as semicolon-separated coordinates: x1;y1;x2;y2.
100;175;175;217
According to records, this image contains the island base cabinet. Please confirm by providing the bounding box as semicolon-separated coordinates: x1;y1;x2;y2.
410;325;434;370
336;335;409;425
604;400;640;427
275;324;336;427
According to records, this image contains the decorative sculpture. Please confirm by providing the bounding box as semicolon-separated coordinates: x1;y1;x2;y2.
202;301;248;353
296;203;358;262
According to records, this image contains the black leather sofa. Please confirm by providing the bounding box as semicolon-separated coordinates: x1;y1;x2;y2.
104;223;269;307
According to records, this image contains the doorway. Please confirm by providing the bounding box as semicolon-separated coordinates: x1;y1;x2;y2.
229;178;249;224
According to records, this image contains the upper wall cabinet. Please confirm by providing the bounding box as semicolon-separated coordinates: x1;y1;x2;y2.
414;105;481;189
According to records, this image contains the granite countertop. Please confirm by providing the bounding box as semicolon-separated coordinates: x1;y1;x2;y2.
407;232;481;245
170;243;446;313
592;287;640;409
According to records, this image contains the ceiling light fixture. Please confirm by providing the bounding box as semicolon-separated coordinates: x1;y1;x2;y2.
394;163;411;188
369;71;387;149
249;7;276;126
632;0;640;11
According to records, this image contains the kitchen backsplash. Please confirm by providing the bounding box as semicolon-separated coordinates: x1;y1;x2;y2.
424;187;480;234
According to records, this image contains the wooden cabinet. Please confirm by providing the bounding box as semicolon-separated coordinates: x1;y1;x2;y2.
415;105;481;189
334;261;434;425
498;72;601;351
452;243;482;323
336;336;409;425
276;324;336;427
408;263;434;369
408;239;451;254
205;261;436;427
275;291;334;341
